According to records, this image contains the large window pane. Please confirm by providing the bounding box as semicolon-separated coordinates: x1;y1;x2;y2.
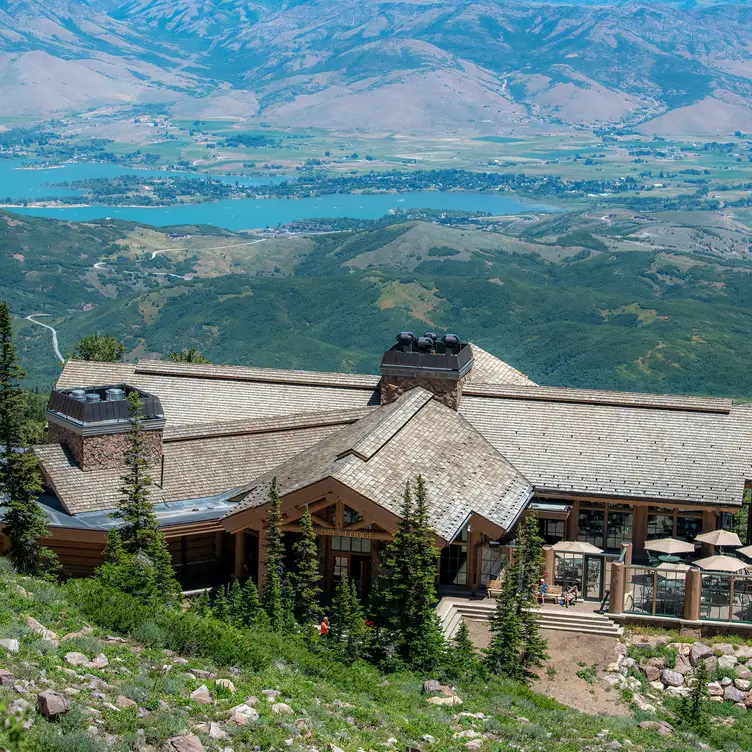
606;510;633;551
539;519;565;545
578;510;605;548
440;544;467;585
647;507;675;540
676;515;702;542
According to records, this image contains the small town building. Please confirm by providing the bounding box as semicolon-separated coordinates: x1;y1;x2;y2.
3;332;751;602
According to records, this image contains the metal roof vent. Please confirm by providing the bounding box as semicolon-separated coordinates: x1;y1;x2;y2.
105;388;126;402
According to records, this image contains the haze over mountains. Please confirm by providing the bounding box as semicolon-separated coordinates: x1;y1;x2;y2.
1;0;752;135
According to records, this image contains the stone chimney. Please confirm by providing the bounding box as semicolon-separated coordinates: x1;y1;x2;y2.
46;385;165;472
379;332;474;410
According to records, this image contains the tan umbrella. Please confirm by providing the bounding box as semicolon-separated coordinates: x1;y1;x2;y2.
693;555;748;573
737;545;752;559
695;530;742;547
657;562;691;572
552;540;603;555
644;538;696;555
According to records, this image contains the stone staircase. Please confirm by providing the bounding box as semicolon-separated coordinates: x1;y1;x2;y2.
437;597;624;639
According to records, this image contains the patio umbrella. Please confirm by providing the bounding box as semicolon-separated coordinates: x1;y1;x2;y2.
695;530;742;547
737;545;752;559
693;555;748;573
552;540;603;555
644;538;696;555
657;562;691;572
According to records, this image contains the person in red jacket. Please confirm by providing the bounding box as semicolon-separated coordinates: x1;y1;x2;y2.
319;616;329;636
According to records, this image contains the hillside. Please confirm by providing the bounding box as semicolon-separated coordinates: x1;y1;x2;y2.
2;1;752;133
0;560;726;752
4;208;752;397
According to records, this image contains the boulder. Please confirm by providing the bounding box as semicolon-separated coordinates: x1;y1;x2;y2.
0;668;14;686
453;730;479;739
664;686;691;698
116;695;137;708
632;694;656;713
736;665;752;680
228;703;259;725
164;735;205;752
674;655;692;675
718;655;738;670
660;669;684;687
721;677;733;687
638;721;675;736
724;685;746;703
262;689;280;701
208;722;228;740
465;741;483;750
426;696;462;706
90;654;109;669
744;693;752;708
189;685;213;705
215;678;235;694
614;643;628;656
272;702;294;714
423;680;442;693
707;682;724;697
641;665;661;683
649;681;665;692
602;674;623;688
646;657;667;669
735;645;752;661
189;669;215;680
690;642;714;665
704;656;718;675
36;691;70;719
26;617;59;647
714;643;736;656
64;652;90;667
0;639;20;654
734;678;751;691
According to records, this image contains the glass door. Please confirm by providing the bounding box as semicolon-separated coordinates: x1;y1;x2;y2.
584;555;604;601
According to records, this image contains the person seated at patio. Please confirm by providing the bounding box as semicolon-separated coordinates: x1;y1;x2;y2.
560;584;579;606
538;578;548;605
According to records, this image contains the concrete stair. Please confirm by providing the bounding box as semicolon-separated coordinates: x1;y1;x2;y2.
437;598;624;639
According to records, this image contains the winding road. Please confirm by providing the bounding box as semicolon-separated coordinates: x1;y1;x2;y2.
25;314;64;364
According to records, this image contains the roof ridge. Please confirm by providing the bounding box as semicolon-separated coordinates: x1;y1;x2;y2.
134;359;380;390
463;383;732;414
163;407;375;442
345;388;434;461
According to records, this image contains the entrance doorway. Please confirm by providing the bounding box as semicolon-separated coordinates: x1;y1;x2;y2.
584;555;604;601
330;552;371;597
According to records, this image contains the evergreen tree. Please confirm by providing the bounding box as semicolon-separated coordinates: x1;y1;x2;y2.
289;505;322;629
485;514;548;681
72;333;125;362
227;579;245;627
281;575;298;634
485;569;523;679
191;590;211;617
212;584;230;622
99;391;179;604
375;476;446;671
241;577;267;628
0;302;57;578
678;660;709;732
447;619;481;679
261;478;285;630
330;576;368;662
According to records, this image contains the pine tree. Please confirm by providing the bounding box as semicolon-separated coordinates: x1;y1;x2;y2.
72;333;125;362
448;619;481;679
678;660;709;732
212;584;230;622
99;391;179;604
227;579;245;627
375;476;446;671
0;302;57;578
191;590;211;617
281;575;298;634
289;505;322;629
261;478;285;630
241;577;267;627
485;569;523;679
330;576;368;662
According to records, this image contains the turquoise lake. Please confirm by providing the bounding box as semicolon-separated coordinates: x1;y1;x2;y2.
0;159;557;231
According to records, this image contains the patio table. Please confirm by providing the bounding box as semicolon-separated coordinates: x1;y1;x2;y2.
658;554;682;564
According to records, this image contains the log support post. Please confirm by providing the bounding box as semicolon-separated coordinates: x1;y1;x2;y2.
234;531;245;580
684;567;702;622
609;561;625;615
543;546;555;588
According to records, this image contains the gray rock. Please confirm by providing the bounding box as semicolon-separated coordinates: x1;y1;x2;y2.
272;703;294;714
734;678;751;691
718;655;738;670
164;735;205;752
721;677;733;686
189;669;215;680
26;617;59;647
714;643;736;655
208;722;228;740
228;703;259;725
707;682;724;697
735;645;752;661
674;655;692;675
602;673;623;687
638;721;675;736
426;695;462;706
724;685;746;703
704;656;718;674
632;694;656;713
422;735;436;744
690;642;714;665
646;657;666;669
215;678;235;694
0;639;20;653
90;654;109;669
189;685;213;705
36;691;70;719
736;665;752;680
614;643;628;656
660;669;684;687
64;652;90;667
0;668;14;686
117;695;137;708
423;679;442;693
664;686;691;698
641;665;661;683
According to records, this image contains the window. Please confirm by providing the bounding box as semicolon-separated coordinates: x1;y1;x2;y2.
539;519;565;545
343;507;363;526
480;545;507;585
676;514;702;542
606;509;633;551
439;544;467;585
333;555;348;584
578;508;605;548
331;536;371;553
647;507;675;540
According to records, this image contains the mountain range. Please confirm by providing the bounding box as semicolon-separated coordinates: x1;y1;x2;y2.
2;0;752;134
